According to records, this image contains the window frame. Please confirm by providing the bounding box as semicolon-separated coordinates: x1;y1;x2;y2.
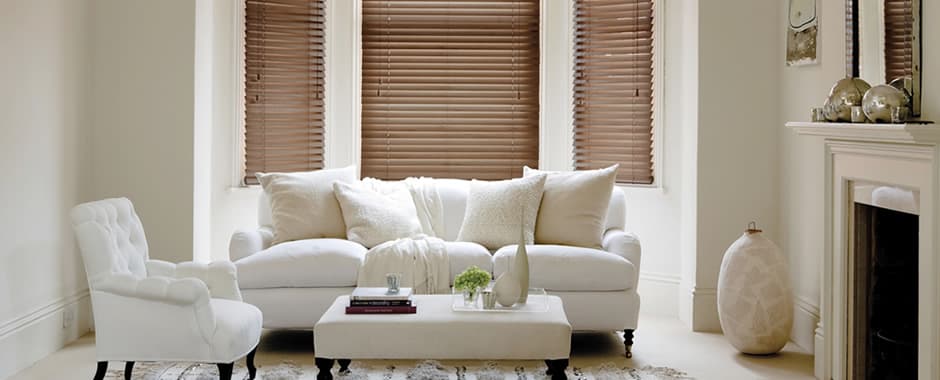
232;0;664;187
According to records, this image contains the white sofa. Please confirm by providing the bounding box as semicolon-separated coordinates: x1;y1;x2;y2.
230;179;641;355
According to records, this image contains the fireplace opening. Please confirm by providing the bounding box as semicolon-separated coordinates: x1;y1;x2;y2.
853;202;918;380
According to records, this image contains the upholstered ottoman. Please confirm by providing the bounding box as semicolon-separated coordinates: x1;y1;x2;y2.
314;295;572;379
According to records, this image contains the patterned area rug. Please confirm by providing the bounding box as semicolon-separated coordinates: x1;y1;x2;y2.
105;359;693;379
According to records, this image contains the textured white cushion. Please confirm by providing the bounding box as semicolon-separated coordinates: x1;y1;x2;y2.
493;244;636;291
257;166;357;244
456;175;547;249
524;165;617;248
235;238;367;288
333;181;422;248
442;241;493;284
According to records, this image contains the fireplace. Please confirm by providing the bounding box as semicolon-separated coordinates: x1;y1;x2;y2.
788;120;940;380
851;185;919;380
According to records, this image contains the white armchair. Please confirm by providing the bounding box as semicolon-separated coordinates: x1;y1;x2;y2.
71;198;263;380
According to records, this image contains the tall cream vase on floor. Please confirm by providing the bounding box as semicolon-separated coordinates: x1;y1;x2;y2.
717;223;793;355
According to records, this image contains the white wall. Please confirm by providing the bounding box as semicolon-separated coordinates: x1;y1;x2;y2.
0;0;94;377
778;0;940;352
90;0;197;264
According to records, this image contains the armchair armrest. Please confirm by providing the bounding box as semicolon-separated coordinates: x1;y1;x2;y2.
146;260;243;301
93;273;216;343
603;229;642;289
229;226;274;262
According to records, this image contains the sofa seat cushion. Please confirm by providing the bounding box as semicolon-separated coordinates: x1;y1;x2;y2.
236;239;366;289
493;245;635;291
443;242;493;285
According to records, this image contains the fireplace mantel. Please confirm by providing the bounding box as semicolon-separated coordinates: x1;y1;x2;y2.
788;121;940;380
786;121;940;145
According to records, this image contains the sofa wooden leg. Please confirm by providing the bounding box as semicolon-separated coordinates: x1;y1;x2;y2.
217;362;234;380
93;361;108;380
315;357;335;380
624;329;635;358
246;347;257;379
124;361;134;380
544;359;568;380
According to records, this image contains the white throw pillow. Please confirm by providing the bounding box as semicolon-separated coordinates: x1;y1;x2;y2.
524;165;618;248
333;180;423;248
257;166;357;244
457;174;547;250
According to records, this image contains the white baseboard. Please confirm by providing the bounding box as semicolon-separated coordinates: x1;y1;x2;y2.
638;271;680;317
690;287;721;332
791;295;820;353
0;289;93;379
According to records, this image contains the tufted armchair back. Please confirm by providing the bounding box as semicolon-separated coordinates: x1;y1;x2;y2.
70;198;150;287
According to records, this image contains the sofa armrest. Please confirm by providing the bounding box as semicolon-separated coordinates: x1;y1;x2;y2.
229;226;274;262
146;260;242;301
93;273;216;343
603;229;642;289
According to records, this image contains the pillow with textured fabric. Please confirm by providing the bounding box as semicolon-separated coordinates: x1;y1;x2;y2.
333;180;423;248
257;166;356;244
456;174;547;250
524;165;618;248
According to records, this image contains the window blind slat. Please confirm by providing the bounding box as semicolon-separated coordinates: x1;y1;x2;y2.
361;0;540;181
243;0;325;185
573;0;655;184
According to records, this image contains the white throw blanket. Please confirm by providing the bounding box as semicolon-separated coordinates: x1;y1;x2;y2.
357;177;450;294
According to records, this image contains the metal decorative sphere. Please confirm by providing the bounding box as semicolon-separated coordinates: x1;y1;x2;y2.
862;84;909;123
822;78;871;122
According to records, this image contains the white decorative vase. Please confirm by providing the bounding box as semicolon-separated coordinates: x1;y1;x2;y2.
492;272;521;307
717;223;793;355
514;227;530;304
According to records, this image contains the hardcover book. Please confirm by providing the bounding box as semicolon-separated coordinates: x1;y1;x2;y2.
350;287;413;301
345;305;417;314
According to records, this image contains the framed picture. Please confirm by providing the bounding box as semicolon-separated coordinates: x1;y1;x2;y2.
787;0;818;66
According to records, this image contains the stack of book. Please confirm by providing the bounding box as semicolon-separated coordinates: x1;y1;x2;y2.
346;287;417;314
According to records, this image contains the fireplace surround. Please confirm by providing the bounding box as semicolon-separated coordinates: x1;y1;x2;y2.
789;122;940;380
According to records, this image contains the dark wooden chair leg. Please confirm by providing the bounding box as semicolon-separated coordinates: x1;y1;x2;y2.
93;361;108;380
315;357;335;380
337;359;351;374
217;362;234;380
124;361;134;380
246;347;257;379
545;359;569;380
624;329;635;358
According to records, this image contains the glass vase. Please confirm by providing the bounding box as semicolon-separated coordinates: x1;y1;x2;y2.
462;288;480;307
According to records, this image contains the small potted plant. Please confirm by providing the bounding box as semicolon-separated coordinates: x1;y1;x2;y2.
454;266;491;306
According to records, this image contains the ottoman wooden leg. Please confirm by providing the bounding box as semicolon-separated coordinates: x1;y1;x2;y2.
246;347;257;379
337;359;351;374
315;358;335;380
624;329;635;358
544;359;569;380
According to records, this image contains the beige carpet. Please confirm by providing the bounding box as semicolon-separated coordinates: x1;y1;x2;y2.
103;359;692;379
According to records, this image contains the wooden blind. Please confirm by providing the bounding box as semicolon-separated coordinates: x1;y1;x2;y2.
572;0;655;184
884;0;913;82
243;0;325;185
361;0;540;180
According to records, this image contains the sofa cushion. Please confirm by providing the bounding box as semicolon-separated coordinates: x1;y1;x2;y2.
333;180;422;248
457;175;547;249
443;242;493;285
257;166;357;244
493;245;635;291
524;165;618;249
236;239;366;289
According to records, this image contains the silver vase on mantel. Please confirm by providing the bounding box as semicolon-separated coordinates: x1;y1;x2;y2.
822;77;871;122
862;84;910;123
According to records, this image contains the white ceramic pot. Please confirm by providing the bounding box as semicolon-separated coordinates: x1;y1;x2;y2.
717;224;793;355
